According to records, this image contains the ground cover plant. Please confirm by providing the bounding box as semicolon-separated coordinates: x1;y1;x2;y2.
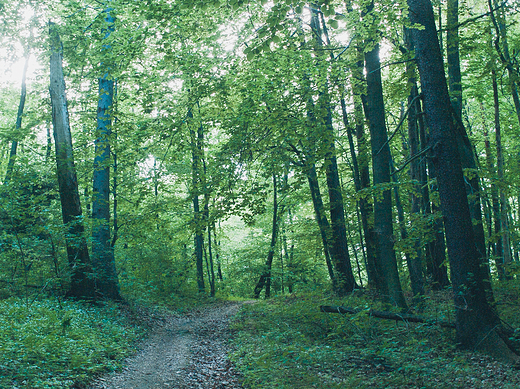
0;298;144;388
230;290;520;389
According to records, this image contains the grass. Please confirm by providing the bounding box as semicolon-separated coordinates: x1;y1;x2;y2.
0;298;145;388
230;290;520;389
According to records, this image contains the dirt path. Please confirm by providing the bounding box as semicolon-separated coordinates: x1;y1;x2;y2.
89;302;245;389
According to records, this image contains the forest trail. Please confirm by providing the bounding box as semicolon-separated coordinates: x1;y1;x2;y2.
89;301;246;389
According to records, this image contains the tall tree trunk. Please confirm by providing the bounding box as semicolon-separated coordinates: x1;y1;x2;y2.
306;164;335;286
189;108;205;294
492;69;512;278
446;0;462;116
214;221;223;282
92;9;120;300
354;84;379;289
341;95;372;289
446;0;490;295
254;173;279;299
419;109;449;289
312;8;358;294
49;23;95;300
408;0;518;361
4;50;30;184
489;0;520;127
363;29;407;308
404;29;426;298
392;162;424;299
203;160;216;297
482;107;503;278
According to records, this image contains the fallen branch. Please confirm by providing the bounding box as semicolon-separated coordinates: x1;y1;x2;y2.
320;305;455;329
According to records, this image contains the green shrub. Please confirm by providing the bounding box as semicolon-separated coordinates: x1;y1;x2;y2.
0;298;143;388
230;292;520;389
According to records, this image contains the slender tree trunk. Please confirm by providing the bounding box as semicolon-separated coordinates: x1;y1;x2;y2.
4;51;30;184
392;162;424;299
312;8;357;294
214;221;223;282
189;108;205;294
341;96;370;289
203;162;215;297
354;84;379;289
363;31;407;308
446;0;462;115
489;0;520;127
404;30;426;298
92;9;120;300
49;23;95;300
482;112;503;278
492;69;512;278
408;0;518;361
254;173;279;299
306;164;336;285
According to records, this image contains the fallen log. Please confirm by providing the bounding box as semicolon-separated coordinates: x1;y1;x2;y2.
320;305;455;329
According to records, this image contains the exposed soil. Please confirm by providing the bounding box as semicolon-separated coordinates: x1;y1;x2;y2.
89;301;245;389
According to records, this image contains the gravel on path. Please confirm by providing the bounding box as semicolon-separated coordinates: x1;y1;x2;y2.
89;302;245;389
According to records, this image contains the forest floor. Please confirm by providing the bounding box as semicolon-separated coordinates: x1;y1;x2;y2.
88;301;246;389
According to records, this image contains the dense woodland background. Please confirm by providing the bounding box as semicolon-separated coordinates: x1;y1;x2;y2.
1;0;520;387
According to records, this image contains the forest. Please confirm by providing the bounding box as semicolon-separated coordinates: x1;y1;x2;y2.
1;0;520;387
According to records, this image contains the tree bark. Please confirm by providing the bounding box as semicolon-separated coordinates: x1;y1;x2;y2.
312;8;357;294
306;164;335;286
4;50;29;184
254;173;279;299
446;0;462;116
482;108;503;278
492;69;512;278
447;0;491;296
363;36;407;309
391;160;424;299
203;160;216;297
49;22;95;300
488;0;520;128
408;0;518;361
92;9;120;300
189;108;205;294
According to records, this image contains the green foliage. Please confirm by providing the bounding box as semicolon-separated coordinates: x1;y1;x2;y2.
0;298;143;388
230;291;520;389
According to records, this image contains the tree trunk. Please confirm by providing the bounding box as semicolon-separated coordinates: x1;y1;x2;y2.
49;23;95;300
312;8;357;294
363;36;407;309
488;0;520;128
482;111;503;279
254;173;279;299
5;50;30;184
408;0;518;361
447;0;491;295
189;108;205;294
403;34;427;298
354;87;379;290
203;161;216;297
306;164;336;287
446;0;462;116
391;160;424;299
92;9;120;300
492;69;513;278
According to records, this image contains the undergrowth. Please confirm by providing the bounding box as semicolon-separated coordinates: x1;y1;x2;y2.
0;298;144;388
230;290;520;389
